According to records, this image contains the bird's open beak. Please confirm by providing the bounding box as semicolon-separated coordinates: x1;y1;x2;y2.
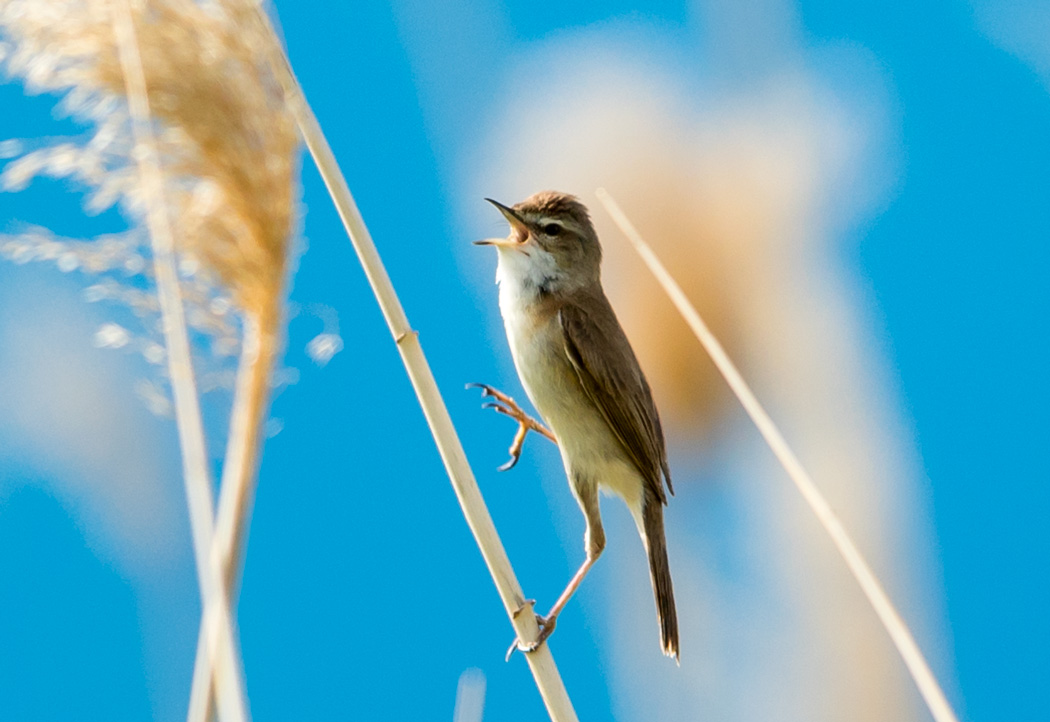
474;198;530;247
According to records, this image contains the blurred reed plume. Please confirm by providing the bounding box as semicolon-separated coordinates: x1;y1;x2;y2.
0;0;299;718
0;0;296;322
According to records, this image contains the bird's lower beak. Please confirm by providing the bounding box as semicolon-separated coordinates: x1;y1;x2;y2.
474;198;529;247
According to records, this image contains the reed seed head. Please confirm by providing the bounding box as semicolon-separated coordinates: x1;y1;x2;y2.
0;0;298;320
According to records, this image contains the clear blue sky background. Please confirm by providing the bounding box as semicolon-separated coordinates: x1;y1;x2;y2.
0;1;1047;721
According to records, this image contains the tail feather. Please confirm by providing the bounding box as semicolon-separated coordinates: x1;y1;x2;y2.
643;494;679;661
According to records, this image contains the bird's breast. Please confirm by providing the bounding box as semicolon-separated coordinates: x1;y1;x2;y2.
498;288;575;419
497;285;643;510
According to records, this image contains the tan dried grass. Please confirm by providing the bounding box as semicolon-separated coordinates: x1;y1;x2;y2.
1;2;299;719
1;0;296;319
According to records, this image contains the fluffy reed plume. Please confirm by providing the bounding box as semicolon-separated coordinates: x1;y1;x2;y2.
0;0;297;718
0;0;297;302
0;0;297;400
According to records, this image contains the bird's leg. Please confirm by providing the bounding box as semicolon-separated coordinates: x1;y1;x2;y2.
507;488;605;659
505;555;600;660
467;383;556;470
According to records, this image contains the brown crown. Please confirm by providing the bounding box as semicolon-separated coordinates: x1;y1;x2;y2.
515;190;592;225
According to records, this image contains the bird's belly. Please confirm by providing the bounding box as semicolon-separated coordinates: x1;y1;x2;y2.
505;310;643;511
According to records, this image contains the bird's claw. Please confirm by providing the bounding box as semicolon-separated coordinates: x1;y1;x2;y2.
483;403;527;468
505;613;558;662
468;382;556;471
480;401;511;416
466;382;505;402
469;383;528;416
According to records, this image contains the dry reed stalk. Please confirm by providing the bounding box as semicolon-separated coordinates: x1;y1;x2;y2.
248;8;580;721
190;304;280;722
596;188;961;722
106;3;251;721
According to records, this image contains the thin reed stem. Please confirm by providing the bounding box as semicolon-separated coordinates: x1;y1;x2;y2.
186;624;213;722
246;8;579;721
189;307;279;720
107;3;249;722
595;187;961;722
214;309;279;599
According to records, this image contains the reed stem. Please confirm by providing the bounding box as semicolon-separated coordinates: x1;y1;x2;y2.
188;307;279;721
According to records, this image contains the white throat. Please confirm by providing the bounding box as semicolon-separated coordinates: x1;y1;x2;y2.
494;244;562;306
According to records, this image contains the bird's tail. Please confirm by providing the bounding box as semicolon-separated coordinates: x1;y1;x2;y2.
642;493;679;662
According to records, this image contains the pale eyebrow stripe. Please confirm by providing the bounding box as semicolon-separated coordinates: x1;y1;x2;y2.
536;217;570;232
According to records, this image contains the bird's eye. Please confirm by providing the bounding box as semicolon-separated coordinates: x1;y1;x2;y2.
543;223;562;236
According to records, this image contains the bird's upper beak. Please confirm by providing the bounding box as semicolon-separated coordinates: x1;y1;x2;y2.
474;198;530;247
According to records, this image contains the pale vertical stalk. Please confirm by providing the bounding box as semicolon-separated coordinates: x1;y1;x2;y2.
106;3;248;721
190;307;279;719
596;188;961;722
213;309;279;596
186;625;213;722
244;7;579;721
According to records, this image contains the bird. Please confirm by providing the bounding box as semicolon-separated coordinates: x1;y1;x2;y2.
473;190;679;661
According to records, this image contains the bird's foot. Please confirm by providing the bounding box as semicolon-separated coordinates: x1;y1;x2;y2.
467;383;556;470
505;612;558;662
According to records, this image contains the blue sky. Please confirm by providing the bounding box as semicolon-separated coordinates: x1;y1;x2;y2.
0;1;1047;720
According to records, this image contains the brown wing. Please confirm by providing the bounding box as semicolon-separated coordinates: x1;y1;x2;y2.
559;298;673;503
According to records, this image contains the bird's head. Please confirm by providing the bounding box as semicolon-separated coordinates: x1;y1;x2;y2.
475;191;602;295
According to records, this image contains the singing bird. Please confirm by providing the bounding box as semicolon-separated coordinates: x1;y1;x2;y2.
474;190;679;660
